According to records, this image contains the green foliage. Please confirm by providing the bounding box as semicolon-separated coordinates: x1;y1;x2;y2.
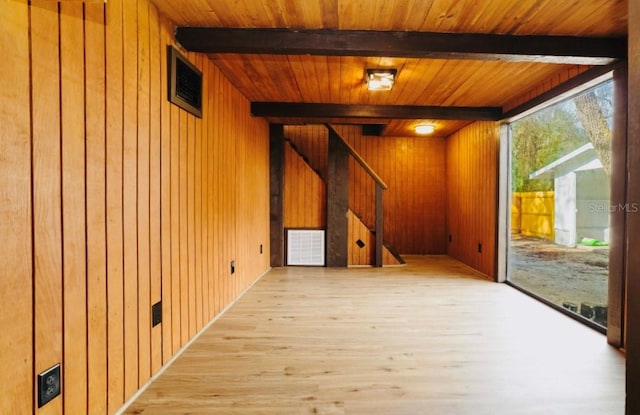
512;104;589;192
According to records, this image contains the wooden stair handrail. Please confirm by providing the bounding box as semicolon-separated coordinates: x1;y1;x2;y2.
325;123;388;190
325;123;388;267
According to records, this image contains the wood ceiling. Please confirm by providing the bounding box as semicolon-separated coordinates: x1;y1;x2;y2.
155;0;628;137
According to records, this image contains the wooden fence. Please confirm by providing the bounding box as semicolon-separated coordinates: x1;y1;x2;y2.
511;191;555;240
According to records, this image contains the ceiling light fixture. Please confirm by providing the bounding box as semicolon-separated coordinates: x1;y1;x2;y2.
415;124;435;135
366;68;397;91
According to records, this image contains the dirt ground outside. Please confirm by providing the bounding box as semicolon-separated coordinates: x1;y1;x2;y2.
508;235;608;323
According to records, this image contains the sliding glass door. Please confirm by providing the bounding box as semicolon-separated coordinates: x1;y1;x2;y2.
507;79;613;331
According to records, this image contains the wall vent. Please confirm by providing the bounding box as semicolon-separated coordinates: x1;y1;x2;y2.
152;301;162;327
168;45;202;118
287;229;325;266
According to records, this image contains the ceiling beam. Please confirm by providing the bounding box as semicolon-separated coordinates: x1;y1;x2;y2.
176;28;626;65
250;102;502;121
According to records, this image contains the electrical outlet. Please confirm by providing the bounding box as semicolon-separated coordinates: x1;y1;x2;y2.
230;260;235;274
38;363;61;408
152;301;162;327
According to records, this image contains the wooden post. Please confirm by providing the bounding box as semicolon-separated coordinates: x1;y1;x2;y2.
375;184;383;267
609;64;627;348
326;129;349;267
269;124;285;267
627;0;640;412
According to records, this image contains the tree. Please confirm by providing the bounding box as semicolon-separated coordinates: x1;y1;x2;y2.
574;89;612;176
512;105;588;192
511;80;613;192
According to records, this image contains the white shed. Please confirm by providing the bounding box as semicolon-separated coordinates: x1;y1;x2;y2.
529;143;610;247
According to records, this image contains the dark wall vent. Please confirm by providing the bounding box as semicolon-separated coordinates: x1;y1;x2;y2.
152;301;162;327
168;45;202;118
362;124;386;136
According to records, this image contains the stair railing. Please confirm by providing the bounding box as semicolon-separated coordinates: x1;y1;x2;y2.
325;124;387;267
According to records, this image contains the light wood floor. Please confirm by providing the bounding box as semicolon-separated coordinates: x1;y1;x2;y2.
123;256;625;415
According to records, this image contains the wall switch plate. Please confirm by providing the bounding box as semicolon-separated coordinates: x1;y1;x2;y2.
38;363;61;408
152;301;162;327
231;260;235;274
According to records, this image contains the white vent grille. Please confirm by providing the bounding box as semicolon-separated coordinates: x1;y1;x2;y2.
287;230;325;266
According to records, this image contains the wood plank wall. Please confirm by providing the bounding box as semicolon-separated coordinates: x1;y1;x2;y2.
283;124;447;255
284;125;329;180
1;1;32;414
283;142;327;229
347;210;401;266
0;1;270;414
282;127;401;266
446;121;500;278
348;210;374;265
282;123;499;274
349;159;377;231
284;124;379;236
335;125;448;255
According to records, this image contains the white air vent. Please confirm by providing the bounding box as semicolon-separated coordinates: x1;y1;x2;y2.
287;230;325;266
